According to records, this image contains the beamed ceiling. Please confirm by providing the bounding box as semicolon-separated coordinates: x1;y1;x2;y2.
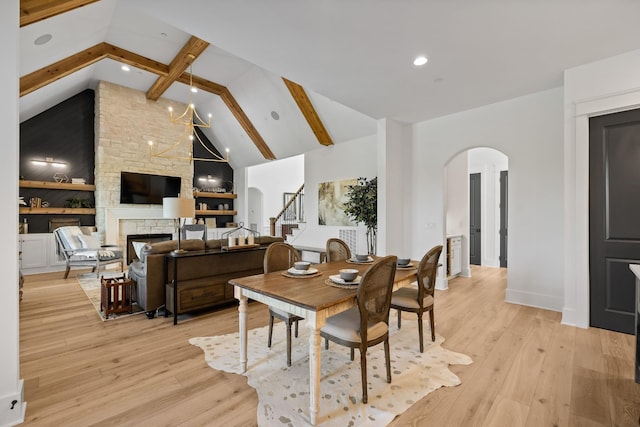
18;0;640;168
19;0;361;168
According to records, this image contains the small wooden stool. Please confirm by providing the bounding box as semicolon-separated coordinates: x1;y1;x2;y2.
100;275;133;319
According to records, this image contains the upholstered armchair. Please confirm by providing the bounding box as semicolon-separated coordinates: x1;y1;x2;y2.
53;226;123;278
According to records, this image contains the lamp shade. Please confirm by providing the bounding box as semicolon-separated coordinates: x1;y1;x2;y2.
163;197;195;219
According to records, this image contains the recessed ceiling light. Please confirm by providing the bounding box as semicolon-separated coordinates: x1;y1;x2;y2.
413;55;428;66
34;34;52;46
270;111;280;120
160;32;168;38
121;65;130;72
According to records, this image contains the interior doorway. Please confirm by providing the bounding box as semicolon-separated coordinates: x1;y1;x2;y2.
445;147;508;276
469;173;481;265
589;107;640;334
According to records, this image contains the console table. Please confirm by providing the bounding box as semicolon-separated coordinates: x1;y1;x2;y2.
165;245;267;325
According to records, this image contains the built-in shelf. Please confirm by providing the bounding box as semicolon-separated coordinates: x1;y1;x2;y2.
19;180;95;191
19;207;96;215
193;191;236;199
195;209;237;216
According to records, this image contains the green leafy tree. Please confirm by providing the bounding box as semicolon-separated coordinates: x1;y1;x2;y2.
343;177;377;254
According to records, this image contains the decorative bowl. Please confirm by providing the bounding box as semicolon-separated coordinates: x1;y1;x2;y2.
355;254;370;262
339;269;359;282
294;261;311;271
397;258;411;266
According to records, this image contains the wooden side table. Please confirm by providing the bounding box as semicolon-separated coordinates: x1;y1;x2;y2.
100;275;133;319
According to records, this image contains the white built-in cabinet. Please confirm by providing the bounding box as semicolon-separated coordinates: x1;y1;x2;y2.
447;235;462;277
19;233;66;274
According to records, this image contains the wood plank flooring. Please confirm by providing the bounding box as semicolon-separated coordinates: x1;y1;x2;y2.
19;266;640;426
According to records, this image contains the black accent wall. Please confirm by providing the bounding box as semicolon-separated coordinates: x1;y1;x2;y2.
193;127;235;225
19;89;96;233
19;89;235;233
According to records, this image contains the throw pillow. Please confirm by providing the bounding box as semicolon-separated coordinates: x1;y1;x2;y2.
77;233;101;249
132;241;146;260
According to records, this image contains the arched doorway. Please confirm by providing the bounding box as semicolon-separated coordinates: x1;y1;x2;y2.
444;147;508;278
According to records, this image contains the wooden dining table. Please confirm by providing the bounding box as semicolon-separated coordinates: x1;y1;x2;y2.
230;258;418;425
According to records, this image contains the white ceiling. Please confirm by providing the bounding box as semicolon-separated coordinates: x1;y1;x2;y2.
19;0;640;168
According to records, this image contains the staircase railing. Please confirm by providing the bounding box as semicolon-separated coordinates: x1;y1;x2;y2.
270;184;304;237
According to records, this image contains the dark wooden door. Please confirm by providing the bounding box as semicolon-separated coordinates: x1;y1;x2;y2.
499;171;508;268
469;173;481;265
589;108;640;334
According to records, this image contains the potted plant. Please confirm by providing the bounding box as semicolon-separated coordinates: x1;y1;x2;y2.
65;197;93;208
343;177;377;255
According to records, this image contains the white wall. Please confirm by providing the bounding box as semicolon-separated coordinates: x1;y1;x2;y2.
247;154;304;234
1;1;25;425
292;135;377;254
377;119;408;256
563;49;640;328
411;88;564;311
445;151;469;275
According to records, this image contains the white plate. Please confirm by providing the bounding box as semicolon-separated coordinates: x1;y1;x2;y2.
287;267;319;275
349;257;373;263
329;274;361;285
397;263;415;269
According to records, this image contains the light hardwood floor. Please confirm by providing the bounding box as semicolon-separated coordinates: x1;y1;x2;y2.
19;267;639;426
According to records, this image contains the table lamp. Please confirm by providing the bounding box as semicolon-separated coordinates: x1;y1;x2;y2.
163;196;195;253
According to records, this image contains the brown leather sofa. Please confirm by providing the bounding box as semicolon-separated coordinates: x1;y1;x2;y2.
128;236;283;318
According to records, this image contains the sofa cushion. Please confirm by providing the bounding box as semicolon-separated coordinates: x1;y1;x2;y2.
56;226;84;250
144;239;205;254
205;239;223;249
77;233;100;249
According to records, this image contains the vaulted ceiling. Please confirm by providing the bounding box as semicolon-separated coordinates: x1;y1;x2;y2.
19;0;375;169
19;0;640;169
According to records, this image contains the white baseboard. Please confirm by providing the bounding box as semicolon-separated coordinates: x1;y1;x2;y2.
435;277;448;290
561;307;589;329
0;379;25;427
505;288;563;312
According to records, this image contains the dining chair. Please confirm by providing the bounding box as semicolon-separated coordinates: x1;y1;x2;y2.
320;255;397;403
325;237;352;262
390;245;443;352
264;242;303;367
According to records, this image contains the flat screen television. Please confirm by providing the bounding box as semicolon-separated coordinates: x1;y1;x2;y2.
120;171;181;205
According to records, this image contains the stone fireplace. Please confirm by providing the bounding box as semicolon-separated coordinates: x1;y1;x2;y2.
95;81;193;245
104;206;176;250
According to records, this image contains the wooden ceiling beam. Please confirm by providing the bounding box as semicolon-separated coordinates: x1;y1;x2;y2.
20;42;167;97
146;36;209;101
178;73;275;159
103;44;168;76
219;87;276;160
283;78;334;146
176;73;225;96
19;39;277;161
20;42;108;96
20;0;98;27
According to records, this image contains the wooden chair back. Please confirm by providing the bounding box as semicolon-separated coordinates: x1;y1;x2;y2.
416;245;443;304
326;238;352;262
264;242;301;273
356;255;397;335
